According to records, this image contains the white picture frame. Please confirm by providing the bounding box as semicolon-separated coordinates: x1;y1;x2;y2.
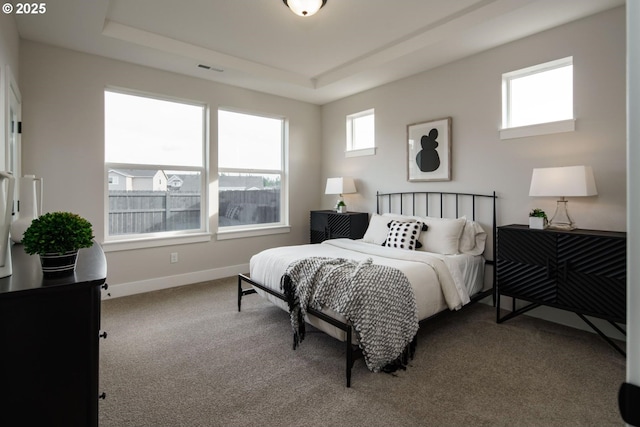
407;117;451;182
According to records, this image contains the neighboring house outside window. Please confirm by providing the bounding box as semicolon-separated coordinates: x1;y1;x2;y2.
104;89;208;247
217;108;288;239
108;169;168;192
167;175;184;191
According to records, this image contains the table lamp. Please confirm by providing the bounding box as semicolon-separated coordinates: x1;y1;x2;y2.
325;177;356;213
529;165;597;230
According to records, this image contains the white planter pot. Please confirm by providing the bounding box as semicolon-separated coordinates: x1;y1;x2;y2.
529;217;546;229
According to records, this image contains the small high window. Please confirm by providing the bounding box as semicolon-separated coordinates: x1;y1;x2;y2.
501;57;574;139
346;109;375;157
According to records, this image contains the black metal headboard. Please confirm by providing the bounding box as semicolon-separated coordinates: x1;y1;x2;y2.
376;190;498;302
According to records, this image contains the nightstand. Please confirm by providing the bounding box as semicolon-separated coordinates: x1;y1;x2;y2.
496;224;626;355
310;210;369;243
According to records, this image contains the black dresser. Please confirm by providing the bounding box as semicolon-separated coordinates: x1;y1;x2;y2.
496;224;626;354
310;210;369;243
0;243;108;427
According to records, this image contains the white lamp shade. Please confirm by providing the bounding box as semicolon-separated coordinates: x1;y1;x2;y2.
529;165;598;197
284;0;325;16
325;177;356;195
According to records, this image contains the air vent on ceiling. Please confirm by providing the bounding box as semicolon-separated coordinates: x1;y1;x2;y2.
198;64;224;72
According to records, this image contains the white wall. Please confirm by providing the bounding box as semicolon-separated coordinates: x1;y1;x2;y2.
12;7;630;339
0;12;18;77
321;7;627;336
321;7;626;233
19;41;321;293
0;11;20;172
627;0;640;397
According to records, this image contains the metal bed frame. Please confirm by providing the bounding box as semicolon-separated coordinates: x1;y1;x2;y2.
238;190;497;387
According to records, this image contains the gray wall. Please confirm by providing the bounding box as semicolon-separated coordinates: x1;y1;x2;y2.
19;41;321;288
321;7;626;233
7;6;629;338
320;7;626;335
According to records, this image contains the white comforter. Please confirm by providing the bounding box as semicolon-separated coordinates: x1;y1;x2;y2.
249;239;482;341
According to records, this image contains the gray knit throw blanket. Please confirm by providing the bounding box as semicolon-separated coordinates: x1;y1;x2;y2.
280;257;419;372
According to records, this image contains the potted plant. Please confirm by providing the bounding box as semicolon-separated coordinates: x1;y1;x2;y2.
336;200;347;213
21;211;94;276
529;208;548;230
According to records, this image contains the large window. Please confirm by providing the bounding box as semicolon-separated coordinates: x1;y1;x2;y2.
218;109;286;234
104;89;207;242
346;109;375;157
501;57;574;139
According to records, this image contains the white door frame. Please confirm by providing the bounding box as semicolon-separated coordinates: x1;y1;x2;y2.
622;2;639;426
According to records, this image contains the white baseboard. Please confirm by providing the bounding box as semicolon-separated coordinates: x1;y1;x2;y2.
102;263;249;299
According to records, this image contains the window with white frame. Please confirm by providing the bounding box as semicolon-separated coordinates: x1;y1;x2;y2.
104;89;207;242
501;57;574;139
346;109;375;156
218;109;286;233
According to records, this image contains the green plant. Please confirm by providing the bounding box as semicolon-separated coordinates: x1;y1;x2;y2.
336;200;346;207
22;212;94;255
529;208;547;219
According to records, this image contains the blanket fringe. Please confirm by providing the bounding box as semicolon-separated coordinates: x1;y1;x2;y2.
381;335;417;374
281;257;419;372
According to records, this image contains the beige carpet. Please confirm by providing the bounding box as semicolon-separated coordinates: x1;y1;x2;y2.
99;277;625;427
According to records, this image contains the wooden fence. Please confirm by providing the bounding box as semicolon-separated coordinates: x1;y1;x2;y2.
109;191;201;235
219;189;280;226
109;188;281;234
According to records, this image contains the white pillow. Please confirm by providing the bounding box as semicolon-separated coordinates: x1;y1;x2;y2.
362;213;415;245
416;216;466;255
382;220;424;251
459;219;487;256
381;213;417;222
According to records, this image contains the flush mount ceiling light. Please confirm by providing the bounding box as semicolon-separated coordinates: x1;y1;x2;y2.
283;0;327;17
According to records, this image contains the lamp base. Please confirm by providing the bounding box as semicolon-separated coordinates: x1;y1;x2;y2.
547;223;576;231
548;198;576;230
334;195;347;213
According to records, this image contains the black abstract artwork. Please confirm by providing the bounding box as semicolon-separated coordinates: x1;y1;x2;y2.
407;117;451;182
415;128;440;172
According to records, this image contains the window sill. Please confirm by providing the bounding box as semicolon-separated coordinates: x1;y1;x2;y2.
500;119;575;140
216;225;291;240
102;232;212;252
346;147;376;158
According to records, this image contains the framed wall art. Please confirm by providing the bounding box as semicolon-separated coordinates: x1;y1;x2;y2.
407;117;452;182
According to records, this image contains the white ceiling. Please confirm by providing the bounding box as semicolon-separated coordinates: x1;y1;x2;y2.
14;0;624;105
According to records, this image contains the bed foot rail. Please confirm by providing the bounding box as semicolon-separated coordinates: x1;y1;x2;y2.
238;273;363;387
346;327;353;387
345;327;363;388
237;274;257;312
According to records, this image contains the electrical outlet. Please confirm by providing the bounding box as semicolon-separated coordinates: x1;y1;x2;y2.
170;252;178;263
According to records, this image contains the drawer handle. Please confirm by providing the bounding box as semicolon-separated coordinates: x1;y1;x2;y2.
99;331;108;339
101;283;111;297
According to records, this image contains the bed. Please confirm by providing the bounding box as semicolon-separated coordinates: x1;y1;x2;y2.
238;190;497;387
